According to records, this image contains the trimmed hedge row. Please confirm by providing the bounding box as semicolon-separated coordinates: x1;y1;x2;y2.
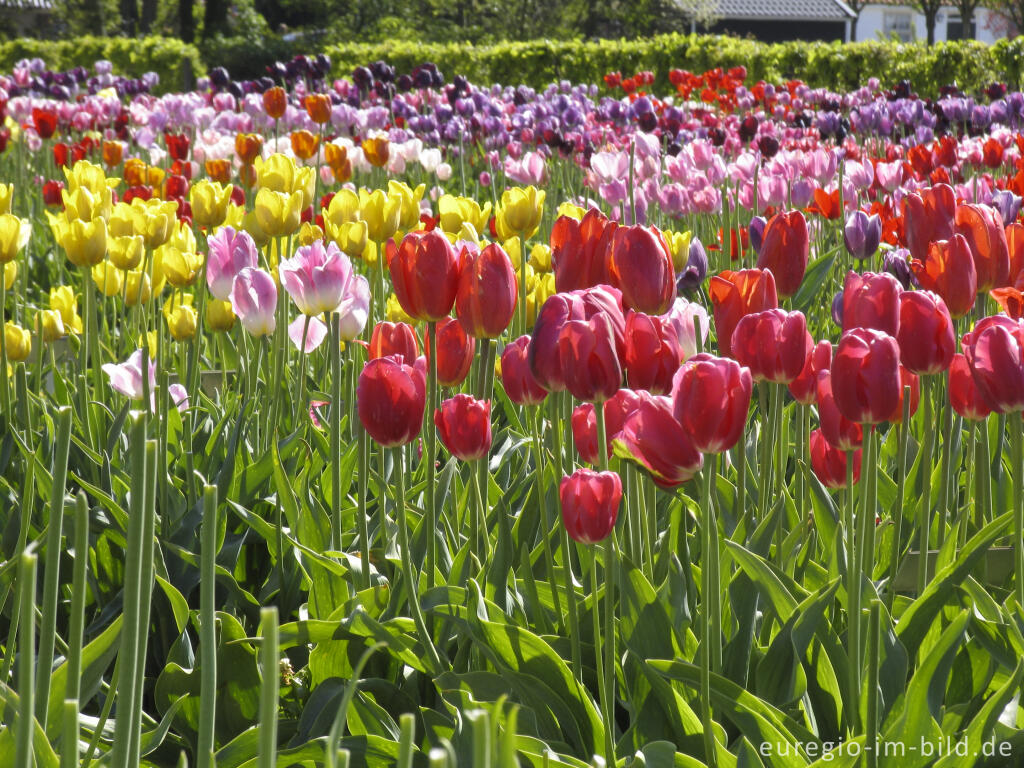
0;36;204;93
4;34;1024;98
322;34;1024;97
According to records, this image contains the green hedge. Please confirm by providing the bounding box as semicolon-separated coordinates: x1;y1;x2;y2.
0;36;204;94
321;34;1024;97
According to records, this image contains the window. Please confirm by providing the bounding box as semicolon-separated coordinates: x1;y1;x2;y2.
947;15;976;39
883;11;914;41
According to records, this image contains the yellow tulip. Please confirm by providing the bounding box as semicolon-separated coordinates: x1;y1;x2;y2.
0;213;31;264
4;261;15;290
124;271;152;306
359;188;401;243
64;160;119;196
0;183;12;215
326;219;367;260
362;240;379;268
4;322;31;362
54;216;107;268
108;202;136;238
325;188;360;226
38;309;66;342
438;194;491;235
219;203;246;232
504;236;523;269
62;186;111;222
447;222;480;248
388;181;427;231
556;202;585;221
531;243;553;272
108;235;145;271
163;294;198;341
160;246;203;288
190;179;233;229
141;330;158;357
241;208;271;248
298;221;325;247
386;293;416;325
255;187;303;238
255;153;315;210
131;198;177;250
92;261;124;297
496;186;545;241
49;286;83;335
206;298;236;332
663;230;693;273
526;273;556;325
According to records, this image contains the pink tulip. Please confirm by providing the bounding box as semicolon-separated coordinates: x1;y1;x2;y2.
231;267;277;337
206;226;258;301
279;240;356;317
102;349;189;412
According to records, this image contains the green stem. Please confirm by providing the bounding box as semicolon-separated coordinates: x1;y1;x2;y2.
198;485;218;768
531;406;562;622
917;376;935;596
296;313;312;425
936;373;953;551
66;493;89;707
1012;414;1024;609
15;550;36;768
845;447;860;736
357;420;371;590
552;393;582;679
866;600;880;768
426;321;438;590
395;447;443;673
258;607;279;768
888;389;911;605
700;454;720;768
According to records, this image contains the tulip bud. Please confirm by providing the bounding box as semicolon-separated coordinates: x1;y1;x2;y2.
756;210;808;299
434;395;492;461
843;210;882;261
831;328;901;424
732;308;810;384
671;353;752;453
357;357;426;448
810;429;861;489
961;315;1024;413
4;321;31;362
558;313;622;403
425;316;475;387
559;468;622;545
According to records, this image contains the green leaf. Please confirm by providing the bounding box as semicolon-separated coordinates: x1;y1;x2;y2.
45;616;122;741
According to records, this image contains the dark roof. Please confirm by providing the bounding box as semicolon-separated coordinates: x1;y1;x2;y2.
0;0;54;7
715;0;855;20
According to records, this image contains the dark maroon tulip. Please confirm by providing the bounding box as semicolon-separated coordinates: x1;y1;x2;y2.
357;356;426;447
435;394;492;461
368;321;420;363
614;393;703;488
842;271;902;337
788;340;831;405
961;315;1024;413
560;469;622;544
500;335;547;406
623;311;682;394
571;389;643;465
955;203;1010;293
424;316;475;387
607;225;676;315
816;369;863;451
671;353;752;453
456;242;517;339
948;352;993;421
843;210;882;261
810;428;861;489
731;308;810;384
557;313;623;403
896;290;955;375
831;328;902;424
756;210;809;299
550;207;616;292
389;229;462;321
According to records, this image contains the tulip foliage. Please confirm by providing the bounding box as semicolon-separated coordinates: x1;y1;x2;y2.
4;56;1024;768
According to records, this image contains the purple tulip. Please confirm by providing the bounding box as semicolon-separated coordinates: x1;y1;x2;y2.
843;210;882;260
883;249;913;290
749;216;767;255
676;238;708;293
831;291;845;327
990;189;1022;226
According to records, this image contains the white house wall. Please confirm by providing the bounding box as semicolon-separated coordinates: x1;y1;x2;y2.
855;5;1003;43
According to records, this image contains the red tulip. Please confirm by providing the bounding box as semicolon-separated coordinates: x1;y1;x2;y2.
886;366;920;423
842;271;902;337
357;357;426;447
810;429;861;489
389;230;462;322
560;469;622;545
756;209;809;299
896;290;955;374
557;313;622;403
53;142;69;167
434;395;492;461
788;340;831;405
731;308;810;384
708;268;778;358
948;352;993;421
1007;222;1024;285
571;389;643;465
955;203;1010;293
615;393;703;488
456;242;517;339
550;208;615;292
42;180;64;208
902;184;956;262
500;335;547;406
910;235;977;319
607;225;675;314
32;108;58;140
165;133;190;162
831;328;902;424
671;353;752;453
368;321;420;363
961;315;1024;413
424;316;475;387
816;370;863;451
991;287;1024;320
623;311;682;394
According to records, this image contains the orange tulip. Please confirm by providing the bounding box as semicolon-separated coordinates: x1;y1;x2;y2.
1007;222;1024;286
910;234;977;318
954;203;1010;293
124;157;148;187
305;93;332;124
239;163;258;188
102;140;123;168
205;158;232;184
362;136;389;168
263;86;287;119
290;130;320;161
991;287;1024;319
325;143;352;182
235;133;263;165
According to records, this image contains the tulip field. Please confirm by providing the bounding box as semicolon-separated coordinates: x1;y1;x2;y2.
4;54;1024;767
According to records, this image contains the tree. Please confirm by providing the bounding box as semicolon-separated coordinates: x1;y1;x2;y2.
986;0;1023;34
845;0;868;40
914;0;943;43
950;0;981;36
